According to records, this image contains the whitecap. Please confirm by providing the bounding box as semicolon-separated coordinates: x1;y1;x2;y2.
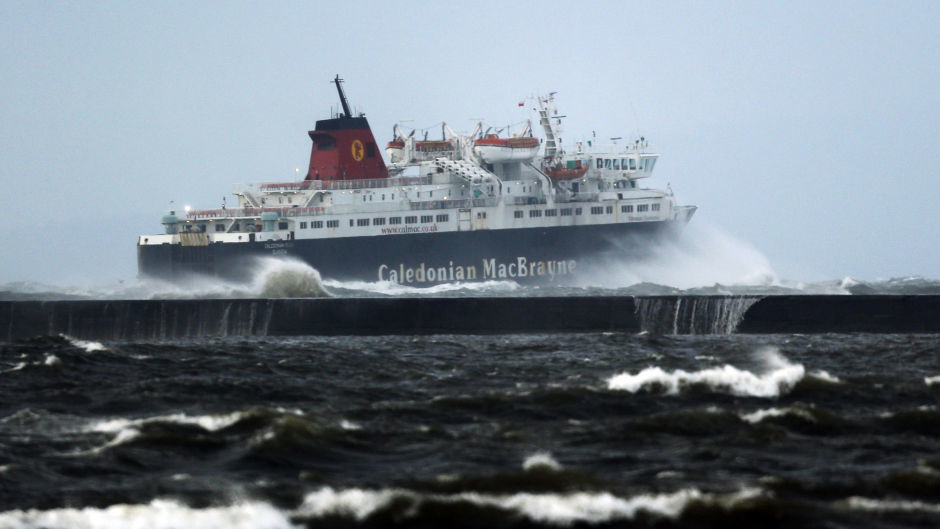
89;411;246;434
739;407;816;424
339;419;361;431
607;349;804;398
61;334;108;352
810;370;841;383
925;375;940;386
1;362;27;374
522;452;561;471
43;354;62;367
297;486;764;525
844;496;940;513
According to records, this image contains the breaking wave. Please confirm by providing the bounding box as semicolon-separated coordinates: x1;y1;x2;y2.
607;348;806;398
0;499;293;529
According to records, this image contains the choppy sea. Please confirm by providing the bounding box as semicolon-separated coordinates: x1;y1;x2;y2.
1;258;938;528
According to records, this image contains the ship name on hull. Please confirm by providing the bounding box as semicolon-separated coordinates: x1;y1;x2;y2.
378;257;577;284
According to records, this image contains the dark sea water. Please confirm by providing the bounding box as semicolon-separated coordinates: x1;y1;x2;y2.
1;331;938;528
2;256;939;528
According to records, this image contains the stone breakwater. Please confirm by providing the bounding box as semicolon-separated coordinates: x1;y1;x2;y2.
2;295;937;340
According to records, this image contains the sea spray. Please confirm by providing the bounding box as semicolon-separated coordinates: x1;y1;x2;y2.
578;221;778;290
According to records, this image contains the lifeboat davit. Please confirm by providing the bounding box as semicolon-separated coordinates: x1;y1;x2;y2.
473;134;540;163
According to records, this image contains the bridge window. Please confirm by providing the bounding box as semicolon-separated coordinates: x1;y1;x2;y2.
278;222;288;230
629;158;636;170
327;220;339;228
514;210;524;218
613;159;620;170
315;135;336;150
605;159;611;169
596;158;603;169
313;220;324;228
215;223;225;232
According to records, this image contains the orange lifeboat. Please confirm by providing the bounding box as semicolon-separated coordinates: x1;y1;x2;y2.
543;159;589;182
385;139;405;163
473;134;540;163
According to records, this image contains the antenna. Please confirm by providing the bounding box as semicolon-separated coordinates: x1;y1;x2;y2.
333;75;352;118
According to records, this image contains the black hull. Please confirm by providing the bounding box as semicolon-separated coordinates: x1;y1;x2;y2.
138;220;684;285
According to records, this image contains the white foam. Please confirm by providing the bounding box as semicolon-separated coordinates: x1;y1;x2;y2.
740;407;816;424
925;375;940;386
322;278;519;296
607;349;805;398
0;499;295;529
523;452;562;471
844;496;940;513
297;486;763;524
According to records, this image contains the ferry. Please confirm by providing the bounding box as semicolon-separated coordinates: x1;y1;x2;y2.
137;76;696;285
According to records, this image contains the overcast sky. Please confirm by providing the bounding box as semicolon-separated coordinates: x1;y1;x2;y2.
1;1;936;286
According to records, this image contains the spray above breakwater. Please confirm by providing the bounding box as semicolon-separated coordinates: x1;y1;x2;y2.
2;295;937;341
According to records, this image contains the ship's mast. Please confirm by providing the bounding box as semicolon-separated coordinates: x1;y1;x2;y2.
333;74;352;118
536;93;564;164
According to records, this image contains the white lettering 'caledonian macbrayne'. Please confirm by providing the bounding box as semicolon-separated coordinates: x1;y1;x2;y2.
378;257;577;284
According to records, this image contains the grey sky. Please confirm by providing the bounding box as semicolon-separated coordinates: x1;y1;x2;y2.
1;1;936;285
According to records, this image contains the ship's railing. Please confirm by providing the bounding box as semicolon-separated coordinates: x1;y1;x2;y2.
510;196;548;206
186;206;329;219
409;199;472;211
249;175;432;193
472;197;500;207
566;192;600;202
